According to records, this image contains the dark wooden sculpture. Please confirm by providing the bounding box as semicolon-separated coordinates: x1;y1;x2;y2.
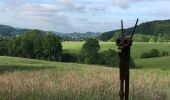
116;19;139;100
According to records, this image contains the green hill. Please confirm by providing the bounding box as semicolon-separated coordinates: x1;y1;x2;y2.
0;24;101;40
99;19;170;41
0;56;169;99
0;24;31;37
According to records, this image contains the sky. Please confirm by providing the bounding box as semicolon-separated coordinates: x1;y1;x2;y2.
0;0;170;33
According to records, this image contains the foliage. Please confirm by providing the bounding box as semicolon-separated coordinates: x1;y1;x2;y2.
80;38;100;64
79;40;135;67
110;31;121;42
63;42;169;59
61;32;101;41
99;19;170;41
20;30;41;58
161;51;169;56
0;30;63;61
99;49;118;67
43;32;62;60
8;37;22;57
60;53;77;62
132;34;158;42
140;49;160;58
98;30;116;41
0;38;8;55
81;38;100;54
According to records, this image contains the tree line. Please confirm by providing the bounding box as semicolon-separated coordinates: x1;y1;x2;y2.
0;30;135;67
0;30;62;61
98;19;170;41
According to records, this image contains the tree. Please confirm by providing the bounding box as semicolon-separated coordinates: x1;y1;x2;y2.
150;49;160;57
80;38;100;64
0;38;8;56
99;49;118;67
81;38;100;54
8;37;22;57
32;31;43;59
43;32;62;60
20;30;42;58
149;36;157;42
111;31;121;42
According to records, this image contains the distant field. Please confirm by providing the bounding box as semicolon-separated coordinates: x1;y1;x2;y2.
0;56;169;100
134;56;170;69
62;42;170;59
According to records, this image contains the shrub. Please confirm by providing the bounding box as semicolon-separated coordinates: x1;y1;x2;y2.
130;58;136;68
140;49;160;58
60;53;77;62
161;51;169;56
99;49;118;67
140;52;150;58
150;49;160;57
80;38;100;64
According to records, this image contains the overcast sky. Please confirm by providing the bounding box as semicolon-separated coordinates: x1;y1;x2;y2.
0;0;170;33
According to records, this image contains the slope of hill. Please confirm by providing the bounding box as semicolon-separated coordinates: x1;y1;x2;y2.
0;24;101;40
59;32;101;41
135;56;170;69
99;19;170;41
0;56;169;99
0;24;31;37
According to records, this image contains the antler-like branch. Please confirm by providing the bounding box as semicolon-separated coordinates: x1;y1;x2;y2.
130;18;139;39
121;20;124;38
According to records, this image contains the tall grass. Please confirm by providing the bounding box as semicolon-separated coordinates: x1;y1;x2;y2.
0;56;169;100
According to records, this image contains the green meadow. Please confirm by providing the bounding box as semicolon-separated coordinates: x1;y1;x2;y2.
63;42;170;59
0;56;170;100
0;42;170;100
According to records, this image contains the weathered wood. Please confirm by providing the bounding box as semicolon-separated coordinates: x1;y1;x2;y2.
116;19;139;100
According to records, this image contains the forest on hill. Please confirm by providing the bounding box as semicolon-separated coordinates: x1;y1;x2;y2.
1;19;170;42
0;25;101;41
98;19;170;41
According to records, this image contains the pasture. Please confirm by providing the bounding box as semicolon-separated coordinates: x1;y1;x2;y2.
134;56;170;70
0;42;169;100
62;42;170;59
0;56;169;100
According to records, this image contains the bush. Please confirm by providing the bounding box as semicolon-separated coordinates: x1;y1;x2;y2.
140;49;160;58
60;53;77;62
79;38;100;64
161;51;169;56
140;52;150;58
130;58;136;68
150;49;160;57
84;56;98;64
99;49;119;67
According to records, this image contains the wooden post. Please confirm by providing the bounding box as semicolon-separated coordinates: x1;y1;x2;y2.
116;19;138;100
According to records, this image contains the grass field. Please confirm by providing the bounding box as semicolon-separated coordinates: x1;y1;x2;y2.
0;42;169;99
135;56;170;69
62;42;170;59
0;56;170;100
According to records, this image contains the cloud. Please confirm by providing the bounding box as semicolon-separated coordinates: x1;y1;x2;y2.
17;3;60;17
149;9;170;17
88;5;106;11
0;4;6;12
112;0;142;9
57;0;86;12
0;0;72;31
0;0;169;33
